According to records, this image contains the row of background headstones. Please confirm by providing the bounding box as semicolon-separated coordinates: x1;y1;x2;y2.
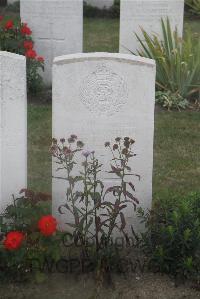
1;0;184;234
7;0;114;8
19;0;184;85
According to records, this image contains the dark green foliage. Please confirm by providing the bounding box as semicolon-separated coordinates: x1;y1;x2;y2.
83;0;120;19
155;91;189;111
138;192;200;281
0;17;44;94
185;0;200;16
0;191;60;282
135;19;200;109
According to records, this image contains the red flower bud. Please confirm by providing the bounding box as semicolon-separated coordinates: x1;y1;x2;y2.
4;231;24;250
37;56;44;62
21;23;32;35
25;49;37;59
5;20;14;30
23;40;33;50
38;215;57;236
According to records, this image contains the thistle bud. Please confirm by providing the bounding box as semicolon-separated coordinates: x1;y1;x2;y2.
52;138;57;144
105;142;110;147
71;134;77;140
60;138;65;143
77;140;84;148
122;148;128;155
63;146;71;156
115;137;121;142
113;144;118;151
68;137;75;143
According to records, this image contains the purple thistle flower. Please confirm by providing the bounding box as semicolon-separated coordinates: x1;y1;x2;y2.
82;150;91;158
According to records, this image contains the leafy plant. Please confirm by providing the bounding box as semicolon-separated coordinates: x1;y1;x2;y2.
83;0;120;18
155;91;189;111
138;192;200;281
51;135;139;277
134;19;200;107
185;0;200;16
0;16;44;93
0;190;60;282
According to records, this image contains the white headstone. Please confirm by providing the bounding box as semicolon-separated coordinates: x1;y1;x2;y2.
52;53;155;235
20;0;83;86
120;0;184;54
0;52;27;212
86;0;114;9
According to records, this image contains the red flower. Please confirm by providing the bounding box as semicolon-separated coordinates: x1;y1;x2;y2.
0;16;3;22
38;215;57;236
23;40;33;50
5;20;14;30
4;231;24;250
25;49;37;59
37;56;44;63
21;23;32;35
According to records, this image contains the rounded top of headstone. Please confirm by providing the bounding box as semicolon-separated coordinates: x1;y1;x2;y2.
0;51;26;61
53;53;155;68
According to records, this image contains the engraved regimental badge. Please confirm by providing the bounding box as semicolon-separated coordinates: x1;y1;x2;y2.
80;64;128;116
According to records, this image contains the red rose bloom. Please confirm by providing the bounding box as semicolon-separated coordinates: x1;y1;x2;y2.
5;20;14;30
25;49;37;59
4;231;24;250
23;40;33;50
38;215;57;236
37;56;44;63
21;23;32;35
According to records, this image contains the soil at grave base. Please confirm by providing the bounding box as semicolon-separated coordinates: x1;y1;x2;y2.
0;273;200;299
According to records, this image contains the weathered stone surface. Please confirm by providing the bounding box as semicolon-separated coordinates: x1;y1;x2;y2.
120;0;184;54
0;51;27;212
52;52;155;235
20;0;83;85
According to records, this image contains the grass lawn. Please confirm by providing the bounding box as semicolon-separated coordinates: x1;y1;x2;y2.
28;104;52;192
84;18;119;52
28;105;200;200
84;16;200;53
184;17;200;35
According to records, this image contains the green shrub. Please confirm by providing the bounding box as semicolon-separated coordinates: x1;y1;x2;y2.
0;190;60;282
185;0;200;16
135;19;200;108
155;91;189;111
138;192;200;281
0;16;44;94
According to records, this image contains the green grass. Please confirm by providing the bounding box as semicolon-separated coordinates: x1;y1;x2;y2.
83;16;200;53
28;104;52;192
84;18;119;52
153;111;200;199
28;104;200;199
184;17;200;36
27;17;200;200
